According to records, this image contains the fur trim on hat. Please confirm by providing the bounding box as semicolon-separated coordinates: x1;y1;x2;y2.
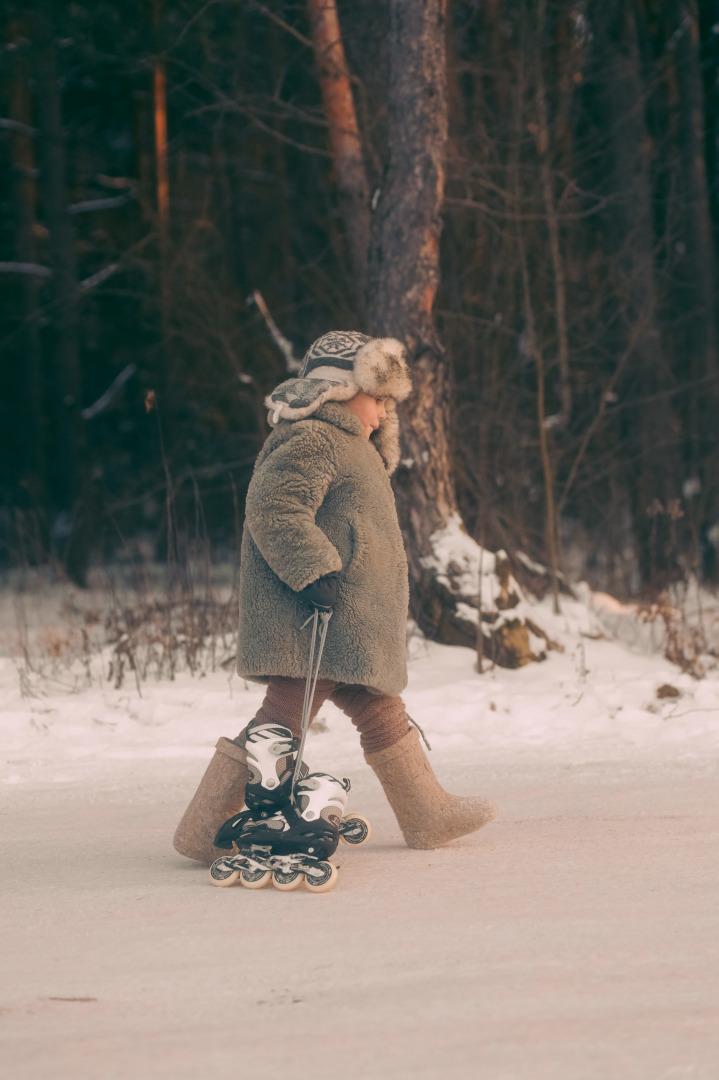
353;338;412;403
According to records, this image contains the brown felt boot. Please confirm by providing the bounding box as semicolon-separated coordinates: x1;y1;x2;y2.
365;727;497;849
173;737;249;864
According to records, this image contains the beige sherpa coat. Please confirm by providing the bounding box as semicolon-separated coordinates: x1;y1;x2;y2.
236;401;409;695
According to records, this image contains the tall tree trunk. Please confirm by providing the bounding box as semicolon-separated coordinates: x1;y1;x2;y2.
668;0;719;554
152;0;172;422
132;89;154;223
367;0;465;643
698;0;719;254
7;22;45;498
307;0;370;307
35;11;88;584
534;0;571;428
590;0;679;589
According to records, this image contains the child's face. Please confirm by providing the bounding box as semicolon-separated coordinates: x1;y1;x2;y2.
344;392;388;438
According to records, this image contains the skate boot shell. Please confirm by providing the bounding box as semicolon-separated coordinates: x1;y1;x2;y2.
235;718;308;812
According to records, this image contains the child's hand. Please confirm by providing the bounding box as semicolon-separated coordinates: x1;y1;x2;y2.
299;572;339;611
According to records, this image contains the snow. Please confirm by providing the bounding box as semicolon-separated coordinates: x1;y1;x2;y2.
2;573;719;788
419;513;575;642
3;572;719;1079
420;512;498;596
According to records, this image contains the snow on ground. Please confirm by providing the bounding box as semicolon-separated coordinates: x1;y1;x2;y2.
3;574;719;1080
2;576;719;791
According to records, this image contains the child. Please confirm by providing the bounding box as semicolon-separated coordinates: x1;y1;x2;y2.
174;331;496;863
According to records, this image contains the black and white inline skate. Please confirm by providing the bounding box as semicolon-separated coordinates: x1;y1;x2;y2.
209;771;370;892
208;609;370;893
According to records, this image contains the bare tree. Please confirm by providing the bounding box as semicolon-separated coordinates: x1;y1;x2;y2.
7;21;45;498
590;0;680;587
532;0;571;429
35;11;88;583
307;0;370;306
666;0;719;547
153;0;172;408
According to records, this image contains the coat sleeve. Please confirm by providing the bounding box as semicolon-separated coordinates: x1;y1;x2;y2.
244;426;343;592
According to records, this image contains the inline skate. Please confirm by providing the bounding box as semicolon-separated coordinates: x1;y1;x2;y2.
208;608;370;893
209;771;370;892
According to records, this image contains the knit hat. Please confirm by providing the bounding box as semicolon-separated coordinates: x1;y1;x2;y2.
265;331;412;474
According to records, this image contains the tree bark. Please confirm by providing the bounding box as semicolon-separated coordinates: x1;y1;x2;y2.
367;0;465;642
667;0;719;545
534;0;571;428
35;11;88;583
153;0;172;410
7;22;45;498
307;0;370;305
589;0;679;589
698;0;719;255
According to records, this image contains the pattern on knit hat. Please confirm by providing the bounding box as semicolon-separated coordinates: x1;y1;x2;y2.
300;331;370;376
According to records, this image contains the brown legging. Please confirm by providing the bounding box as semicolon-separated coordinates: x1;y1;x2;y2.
244;676;410;754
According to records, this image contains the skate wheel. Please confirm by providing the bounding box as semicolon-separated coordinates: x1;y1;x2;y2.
240;867;272;889
272;869;303;891
340;814;371;845
304;861;338;893
209;860;241;888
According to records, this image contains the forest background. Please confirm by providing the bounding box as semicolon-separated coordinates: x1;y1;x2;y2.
2;0;719;650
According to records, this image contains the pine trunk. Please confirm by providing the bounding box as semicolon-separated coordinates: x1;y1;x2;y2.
7;24;45;497
590;0;679;589
35;12;88;584
367;0;467;644
669;0;719;544
153;0;172;415
307;0;370;307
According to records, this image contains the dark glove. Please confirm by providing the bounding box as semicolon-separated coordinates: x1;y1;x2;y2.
299;572;339;611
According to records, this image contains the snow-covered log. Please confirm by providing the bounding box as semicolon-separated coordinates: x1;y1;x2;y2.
420;515;563;668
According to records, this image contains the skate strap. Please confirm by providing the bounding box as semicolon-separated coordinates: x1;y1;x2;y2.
291;609;332;804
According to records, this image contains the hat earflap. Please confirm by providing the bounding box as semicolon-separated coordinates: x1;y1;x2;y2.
370;399;402;475
265;378;358;424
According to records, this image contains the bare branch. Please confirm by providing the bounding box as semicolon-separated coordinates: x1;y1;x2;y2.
248;290;301;372
69;192;136;214
444;194;613;222
81;364;137;420
0;117;36;137
80;264;120;292
0;261;51;278
249;1;313;48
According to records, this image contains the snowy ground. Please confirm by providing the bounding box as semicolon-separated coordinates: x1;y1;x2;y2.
3;584;719;785
2;581;719;1078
